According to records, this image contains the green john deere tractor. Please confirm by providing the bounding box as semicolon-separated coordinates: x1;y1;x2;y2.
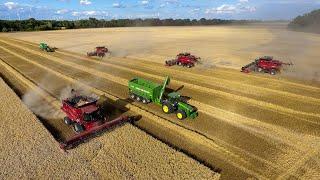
39;42;55;52
128;76;198;120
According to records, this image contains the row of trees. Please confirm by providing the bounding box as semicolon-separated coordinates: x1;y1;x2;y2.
288;9;320;33
0;18;257;32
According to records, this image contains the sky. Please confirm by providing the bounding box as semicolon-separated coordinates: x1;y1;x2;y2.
0;0;320;20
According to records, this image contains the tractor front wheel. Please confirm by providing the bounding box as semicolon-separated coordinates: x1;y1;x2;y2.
162;103;174;114
64;117;72;125
176;110;187;120
73;123;84;133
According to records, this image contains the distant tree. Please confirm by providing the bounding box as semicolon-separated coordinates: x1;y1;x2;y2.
2;27;8;32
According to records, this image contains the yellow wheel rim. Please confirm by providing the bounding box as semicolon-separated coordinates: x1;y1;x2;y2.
177;113;183;119
163;105;169;113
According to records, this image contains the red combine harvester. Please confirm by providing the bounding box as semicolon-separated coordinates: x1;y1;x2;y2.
87;46;109;58
241;56;293;75
60;90;130;150
165;52;201;68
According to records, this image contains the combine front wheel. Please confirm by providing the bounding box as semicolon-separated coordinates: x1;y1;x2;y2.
64;117;72;125
73;124;84;133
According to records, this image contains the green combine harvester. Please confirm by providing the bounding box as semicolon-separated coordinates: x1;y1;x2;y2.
128;76;198;120
39;42;56;52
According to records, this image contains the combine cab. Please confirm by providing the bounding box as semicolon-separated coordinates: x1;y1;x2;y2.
165;52;201;68
241;56;293;75
60;90;131;150
87;46;109;58
39;42;56;52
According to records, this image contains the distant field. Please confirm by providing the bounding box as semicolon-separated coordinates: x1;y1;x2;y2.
4;23;320;82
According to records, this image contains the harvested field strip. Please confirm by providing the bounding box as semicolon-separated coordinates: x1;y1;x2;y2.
0;44;311;179
0;44;269;179
1;40;319;121
127;55;320;91
0;57;60;109
52;48;320;107
0;78;220;180
9;37;320;102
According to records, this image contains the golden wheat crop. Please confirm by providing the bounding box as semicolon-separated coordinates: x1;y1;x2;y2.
0;78;219;179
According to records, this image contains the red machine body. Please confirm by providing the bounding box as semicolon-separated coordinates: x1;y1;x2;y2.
87;46;109;58
241;56;293;75
60;93;130;150
165;52;201;68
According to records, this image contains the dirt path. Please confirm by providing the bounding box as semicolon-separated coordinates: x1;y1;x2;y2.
0;37;319;179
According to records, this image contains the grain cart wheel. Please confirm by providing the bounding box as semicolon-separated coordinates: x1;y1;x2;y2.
64;117;72;125
270;69;276;75
73;123;84;133
176;110;187;120
130;93;136;100
142;98;148;104
162;103;174;114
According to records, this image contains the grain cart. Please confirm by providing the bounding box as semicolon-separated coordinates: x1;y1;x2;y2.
128;76;198;120
165;52;201;68
39;42;56;52
87;46;109;58
60;90;131;150
241;56;293;75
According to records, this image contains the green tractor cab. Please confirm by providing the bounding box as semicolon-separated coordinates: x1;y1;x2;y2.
128;76;198;120
39;42;55;52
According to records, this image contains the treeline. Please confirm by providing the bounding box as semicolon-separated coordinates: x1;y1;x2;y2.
288;9;320;33
0;18;257;32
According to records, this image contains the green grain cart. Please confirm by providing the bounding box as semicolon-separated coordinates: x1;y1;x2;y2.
39;42;55;52
128;76;198;120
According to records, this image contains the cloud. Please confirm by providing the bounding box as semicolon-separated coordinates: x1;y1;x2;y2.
4;2;18;10
55;9;69;14
113;2;126;8
140;0;149;5
72;10;108;17
206;4;237;14
239;0;249;3
206;3;256;14
79;0;91;5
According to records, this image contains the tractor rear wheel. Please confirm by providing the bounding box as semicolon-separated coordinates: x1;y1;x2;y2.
176;110;187;120
73;123;84;133
64;117;72;125
162;103;174;114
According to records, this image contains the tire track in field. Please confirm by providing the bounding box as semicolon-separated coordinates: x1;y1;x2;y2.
9;37;320;103
1;39;319;122
0;44;269;179
127;55;320;91
0;41;315;178
55;48;320;105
